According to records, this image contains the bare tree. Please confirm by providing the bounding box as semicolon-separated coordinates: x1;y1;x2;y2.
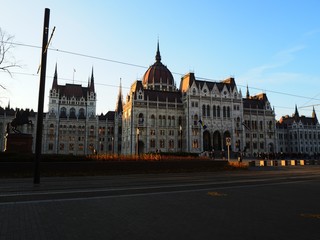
0;28;20;84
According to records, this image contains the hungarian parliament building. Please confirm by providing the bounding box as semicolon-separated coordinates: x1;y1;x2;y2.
1;44;319;158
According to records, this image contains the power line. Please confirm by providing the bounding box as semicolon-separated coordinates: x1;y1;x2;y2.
4;41;320;103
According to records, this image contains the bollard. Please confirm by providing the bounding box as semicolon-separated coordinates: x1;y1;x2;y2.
281;160;286;166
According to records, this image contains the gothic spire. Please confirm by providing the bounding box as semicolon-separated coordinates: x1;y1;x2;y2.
89;66;95;92
312;106;318;124
246;84;250;98
294;104;300;122
52;63;58;89
155;40;161;62
115;78;123;114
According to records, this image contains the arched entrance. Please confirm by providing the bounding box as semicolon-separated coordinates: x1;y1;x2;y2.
213;131;221;151
203;130;211;151
138;141;144;154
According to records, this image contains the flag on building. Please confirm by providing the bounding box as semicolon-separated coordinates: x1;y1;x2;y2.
198;119;207;129
242;121;251;131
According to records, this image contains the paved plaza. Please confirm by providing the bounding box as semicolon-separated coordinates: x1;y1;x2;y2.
0;166;319;240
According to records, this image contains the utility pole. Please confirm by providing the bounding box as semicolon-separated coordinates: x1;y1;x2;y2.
34;8;50;184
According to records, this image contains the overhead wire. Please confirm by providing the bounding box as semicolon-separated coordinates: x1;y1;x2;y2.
3;41;320;109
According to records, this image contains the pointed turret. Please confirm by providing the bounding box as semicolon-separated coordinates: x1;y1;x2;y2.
312;106;318;124
115;78;123;114
155;40;161;62
52;63;58;89
89;67;95;92
294;104;300;122
246;84;250;98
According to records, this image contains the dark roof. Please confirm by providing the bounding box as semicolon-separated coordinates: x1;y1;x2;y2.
180;72;236;93
142;42;175;90
243;93;269;109
277;108;318;128
58;84;88;99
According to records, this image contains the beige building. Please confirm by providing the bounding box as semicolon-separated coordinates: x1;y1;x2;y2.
1;43;279;157
242;87;277;157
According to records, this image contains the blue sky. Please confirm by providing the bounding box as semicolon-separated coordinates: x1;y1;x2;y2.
1;0;320;119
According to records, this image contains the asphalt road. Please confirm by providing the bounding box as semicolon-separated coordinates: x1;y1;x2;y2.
0;166;319;240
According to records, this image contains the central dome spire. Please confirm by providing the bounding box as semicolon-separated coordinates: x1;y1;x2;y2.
142;41;175;91
155;40;161;62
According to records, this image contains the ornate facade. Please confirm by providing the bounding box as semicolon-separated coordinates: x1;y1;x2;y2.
277;106;320;157
242;87;277;157
0;43;286;157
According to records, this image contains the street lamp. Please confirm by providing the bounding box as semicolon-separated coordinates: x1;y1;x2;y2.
136;128;140;155
179;125;182;153
111;137;114;155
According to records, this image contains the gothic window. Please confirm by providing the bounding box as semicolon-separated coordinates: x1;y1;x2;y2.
169;139;174;149
160;139;165;148
192;139;199;149
159;115;162;126
79;108;85;119
217;106;220;118
151;114;155;127
193;114;199;126
223;106;226;118
236;117;240;128
150;139;156;148
192;88;196;95
162;115;166;126
168;116;172;126
90;125;95;136
70;108;76;119
207;105;210;117
202;105;206;117
172;116;175;127
138;113;144;125
227;106;230;118
60;107;67;118
213;105;216;117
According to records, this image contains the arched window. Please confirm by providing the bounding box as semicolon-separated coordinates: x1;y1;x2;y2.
227;106;230;118
202;105;206;117
138;113;144;125
207;105;210;117
151;115;155;127
193;114;199;126
60;107;67;118
169;139;174;149
217;106;220;118
168;116;172;126
79;108;85;119
162;115;166;126
223;106;226;118
159;115;162;126
213;105;216;117
70;108;76;119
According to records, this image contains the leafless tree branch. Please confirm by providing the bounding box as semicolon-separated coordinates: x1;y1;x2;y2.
0;27;20;76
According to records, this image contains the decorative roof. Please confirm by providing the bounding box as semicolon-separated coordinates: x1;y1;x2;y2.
277;106;319;127
142;41;175;91
50;64;96;100
243;93;270;110
180;72;237;94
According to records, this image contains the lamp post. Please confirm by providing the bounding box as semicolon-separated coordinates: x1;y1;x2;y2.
111;137;114;155
180;125;182;153
136;128;140;155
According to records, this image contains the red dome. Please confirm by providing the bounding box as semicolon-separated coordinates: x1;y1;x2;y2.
142;43;175;91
